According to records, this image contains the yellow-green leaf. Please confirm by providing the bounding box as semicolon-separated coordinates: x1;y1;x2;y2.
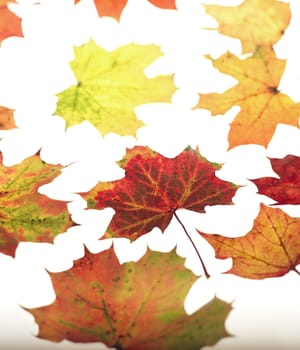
56;40;176;137
0;153;73;257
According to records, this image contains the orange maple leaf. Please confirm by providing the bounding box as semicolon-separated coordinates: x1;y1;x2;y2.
74;0;176;21
0;106;16;130
26;247;231;349
198;204;300;279
0;1;23;44
204;0;291;54
197;46;300;149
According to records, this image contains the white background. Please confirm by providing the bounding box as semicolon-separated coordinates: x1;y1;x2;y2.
0;0;300;349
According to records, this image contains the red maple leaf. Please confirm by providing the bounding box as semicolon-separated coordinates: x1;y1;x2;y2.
251;155;300;204
84;146;238;240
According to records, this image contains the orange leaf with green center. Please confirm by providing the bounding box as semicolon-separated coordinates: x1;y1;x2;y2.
0;153;73;257
198;204;300;279
0;106;15;130
26;247;232;349
74;0;176;21
251;155;300;205
204;0;291;54
0;1;23;44
197;46;300;149
83;146;238;240
55;40;176;137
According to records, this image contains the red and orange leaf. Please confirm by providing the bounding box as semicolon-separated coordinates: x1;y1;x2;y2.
0;153;73;257
252;155;300;205
204;0;291;54
197;46;300;149
0;106;16;130
83;146;238;240
75;0;127;21
198;204;300;279
26;247;231;349
148;0;176;10
74;0;176;21
0;1;23;44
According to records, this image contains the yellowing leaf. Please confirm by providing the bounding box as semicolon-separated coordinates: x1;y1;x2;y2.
26;247;231;349
56;40;176;137
0;106;15;130
204;0;291;54
197;46;300;149
0;154;73;257
198;204;300;279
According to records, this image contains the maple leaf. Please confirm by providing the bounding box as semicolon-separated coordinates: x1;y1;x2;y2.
148;0;176;10
204;0;291;54
74;0;127;21
251;155;300;205
0;153;73;257
26;247;231;349
74;0;176;21
0;106;16;130
83;146;238;240
55;40;175;137
198;204;300;279
197;46;300;149
0;0;23;44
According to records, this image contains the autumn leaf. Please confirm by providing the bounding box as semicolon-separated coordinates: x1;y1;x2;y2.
148;0;176;10
74;0;127;21
0;153;73;257
0;106;16;130
197;46;300;149
198;204;300;279
74;0;176;21
204;0;291;54
0;0;23;44
55;40;175;137
83;146;238;240
251;155;300;205
26;247;231;349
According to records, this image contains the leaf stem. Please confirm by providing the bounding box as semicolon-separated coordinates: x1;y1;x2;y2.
172;209;210;279
293;266;300;277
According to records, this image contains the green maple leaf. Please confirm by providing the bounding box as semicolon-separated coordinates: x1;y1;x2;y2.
55;40;176;137
26;247;231;349
0;153;73;257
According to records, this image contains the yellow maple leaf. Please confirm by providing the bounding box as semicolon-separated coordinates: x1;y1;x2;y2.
197;46;300;149
55;40;176;137
204;0;291;54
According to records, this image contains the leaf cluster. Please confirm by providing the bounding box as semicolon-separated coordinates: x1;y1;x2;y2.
0;0;299;349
